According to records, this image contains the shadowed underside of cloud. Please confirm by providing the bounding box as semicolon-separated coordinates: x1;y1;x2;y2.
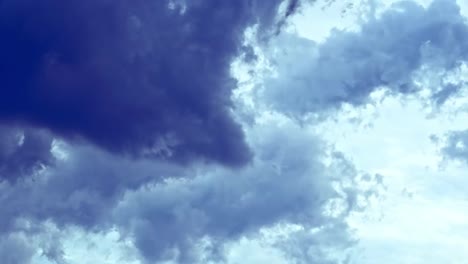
0;119;374;264
261;0;468;116
0;0;299;167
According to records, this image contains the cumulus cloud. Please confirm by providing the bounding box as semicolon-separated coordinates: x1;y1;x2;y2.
0;117;374;263
0;0;387;263
112;119;370;263
260;0;468;116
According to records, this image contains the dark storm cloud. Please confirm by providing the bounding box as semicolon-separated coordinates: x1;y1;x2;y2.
0;0;311;230
261;0;468;116
0;0;300;167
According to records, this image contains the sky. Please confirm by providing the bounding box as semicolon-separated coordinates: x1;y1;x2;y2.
1;0;468;264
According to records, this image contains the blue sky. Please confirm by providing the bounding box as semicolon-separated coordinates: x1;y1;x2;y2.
1;0;468;263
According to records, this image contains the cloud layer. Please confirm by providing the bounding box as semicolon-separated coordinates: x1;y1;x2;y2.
4;0;467;263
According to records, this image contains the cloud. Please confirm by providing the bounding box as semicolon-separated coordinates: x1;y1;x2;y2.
0;233;34;264
0;125;53;182
0;1;383;263
441;129;468;163
260;0;468;116
0;143;186;233
112;119;373;263
0;117;372;263
0;0;300;167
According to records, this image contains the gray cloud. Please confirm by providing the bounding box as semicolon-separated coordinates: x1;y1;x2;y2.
0;1;388;263
112;120;373;263
260;0;468;116
0;125;53;182
0;233;34;264
0;143;186;233
0;118;372;264
441;129;468;163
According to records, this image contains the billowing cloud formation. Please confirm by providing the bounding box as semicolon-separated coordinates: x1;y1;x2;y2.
0;0;394;263
0;118;374;263
261;0;468;116
113;120;354;263
0;144;185;233
0;0;299;166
